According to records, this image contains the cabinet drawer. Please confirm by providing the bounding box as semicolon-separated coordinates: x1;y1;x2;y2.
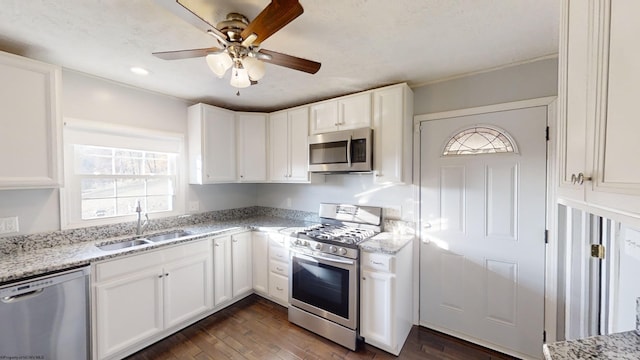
362;252;394;273
270;259;288;277
270;245;289;262
269;273;289;304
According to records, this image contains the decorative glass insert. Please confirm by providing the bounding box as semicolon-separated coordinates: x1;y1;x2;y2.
442;126;517;156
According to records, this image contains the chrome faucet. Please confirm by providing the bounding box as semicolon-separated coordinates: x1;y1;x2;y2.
135;201;149;235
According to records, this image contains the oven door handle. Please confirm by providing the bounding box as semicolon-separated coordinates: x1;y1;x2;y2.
346;135;352;168
294;252;355;265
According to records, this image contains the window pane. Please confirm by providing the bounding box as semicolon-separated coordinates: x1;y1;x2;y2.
443;126;516;156
81;179;116;199
115;157;142;175
147;178;173;196
147;195;172;213
75;145;113;175
116;179;146;197
82;198;116;219
117;197;141;216
145;158;169;175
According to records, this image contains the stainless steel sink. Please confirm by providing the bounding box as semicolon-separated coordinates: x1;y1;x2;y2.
146;230;191;242
97;238;152;251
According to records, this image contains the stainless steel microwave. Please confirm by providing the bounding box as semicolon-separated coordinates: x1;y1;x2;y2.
308;128;373;173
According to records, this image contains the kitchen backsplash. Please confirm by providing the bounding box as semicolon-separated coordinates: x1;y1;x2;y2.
0;206;413;255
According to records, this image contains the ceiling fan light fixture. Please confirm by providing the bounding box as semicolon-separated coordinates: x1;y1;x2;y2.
243;56;265;81
205;52;233;78
230;66;251;88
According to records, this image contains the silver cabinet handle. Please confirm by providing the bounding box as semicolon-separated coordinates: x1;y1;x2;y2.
276;286;283;291
577;172;592;185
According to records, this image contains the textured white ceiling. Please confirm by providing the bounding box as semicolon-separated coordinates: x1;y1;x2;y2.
0;0;559;112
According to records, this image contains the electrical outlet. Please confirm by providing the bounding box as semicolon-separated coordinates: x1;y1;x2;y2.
0;216;19;234
188;201;200;212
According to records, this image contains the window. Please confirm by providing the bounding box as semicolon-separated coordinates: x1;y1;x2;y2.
62;119;184;228
75;145;176;220
442;125;517;156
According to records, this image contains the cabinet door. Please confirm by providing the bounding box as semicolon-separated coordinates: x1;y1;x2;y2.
360;269;395;350
213;235;232;306
252;232;269;295
0;51;61;189
592;1;640;199
202;105;236;183
339;93;371;130
269;272;289;305
163;254;213;329
232;232;253;297
95;267;164;359
237;113;267;182
557;0;591;200
310;101;338;134
269;111;289;181
288;107;310;182
373;86;405;184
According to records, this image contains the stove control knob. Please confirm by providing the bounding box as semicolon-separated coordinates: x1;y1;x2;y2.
303;241;310;247
329;245;338;253
314;243;322;250
339;248;348;255
295;239;302;246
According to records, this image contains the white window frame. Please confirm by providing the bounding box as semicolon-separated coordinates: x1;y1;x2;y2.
61;118;185;229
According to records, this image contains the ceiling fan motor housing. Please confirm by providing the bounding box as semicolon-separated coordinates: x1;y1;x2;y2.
217;13;249;43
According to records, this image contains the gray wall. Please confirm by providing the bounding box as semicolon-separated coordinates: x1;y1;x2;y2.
255;58;558;221
0;57;558;235
0;70;256;236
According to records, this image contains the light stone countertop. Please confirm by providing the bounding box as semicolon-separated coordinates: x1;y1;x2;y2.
359;232;413;255
0;216;313;284
543;331;640;360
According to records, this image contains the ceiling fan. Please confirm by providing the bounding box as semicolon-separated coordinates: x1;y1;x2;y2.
153;0;321;91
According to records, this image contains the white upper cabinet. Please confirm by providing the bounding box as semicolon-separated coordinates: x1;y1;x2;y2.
236;112;267;182
310;92;371;134
0;51;62;189
372;84;413;185
558;0;640;216
269;106;310;182
188;103;236;184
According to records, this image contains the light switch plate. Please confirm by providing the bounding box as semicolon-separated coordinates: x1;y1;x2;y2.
0;216;19;234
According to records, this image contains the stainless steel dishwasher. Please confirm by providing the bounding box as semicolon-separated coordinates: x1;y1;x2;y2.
0;266;91;360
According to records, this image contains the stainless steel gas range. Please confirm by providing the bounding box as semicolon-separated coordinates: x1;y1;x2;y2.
288;203;382;350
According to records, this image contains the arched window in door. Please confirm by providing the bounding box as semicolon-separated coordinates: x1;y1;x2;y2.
442;125;518;156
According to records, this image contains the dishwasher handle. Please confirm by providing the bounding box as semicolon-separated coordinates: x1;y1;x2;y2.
1;288;44;303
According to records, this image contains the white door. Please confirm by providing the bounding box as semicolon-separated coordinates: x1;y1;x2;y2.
420;106;547;359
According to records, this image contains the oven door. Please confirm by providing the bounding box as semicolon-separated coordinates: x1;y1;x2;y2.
289;250;358;329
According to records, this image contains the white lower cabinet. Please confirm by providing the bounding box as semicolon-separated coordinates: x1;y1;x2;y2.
252;231;269;295
213;235;233;306
231;232;253;297
360;244;412;355
93;240;212;360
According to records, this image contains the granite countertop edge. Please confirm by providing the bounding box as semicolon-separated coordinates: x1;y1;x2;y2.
359;232;414;255
543;330;640;359
0;216;313;284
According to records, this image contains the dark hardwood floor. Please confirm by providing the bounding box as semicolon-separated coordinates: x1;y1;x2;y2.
126;295;519;360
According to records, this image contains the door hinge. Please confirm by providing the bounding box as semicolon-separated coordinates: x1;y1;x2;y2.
591;244;605;259
543;330;547;342
544;229;549;244
545;126;550;141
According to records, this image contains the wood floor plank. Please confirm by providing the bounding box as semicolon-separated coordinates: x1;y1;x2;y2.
125;295;520;360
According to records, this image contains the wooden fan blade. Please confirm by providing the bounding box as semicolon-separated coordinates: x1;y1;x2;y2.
152;47;222;60
241;0;303;46
258;49;321;74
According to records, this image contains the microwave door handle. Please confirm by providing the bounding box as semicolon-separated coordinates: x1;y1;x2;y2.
346;136;352;167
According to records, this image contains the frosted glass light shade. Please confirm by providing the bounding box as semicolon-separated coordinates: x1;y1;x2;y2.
230;67;251;88
243;56;265;80
205;53;232;78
